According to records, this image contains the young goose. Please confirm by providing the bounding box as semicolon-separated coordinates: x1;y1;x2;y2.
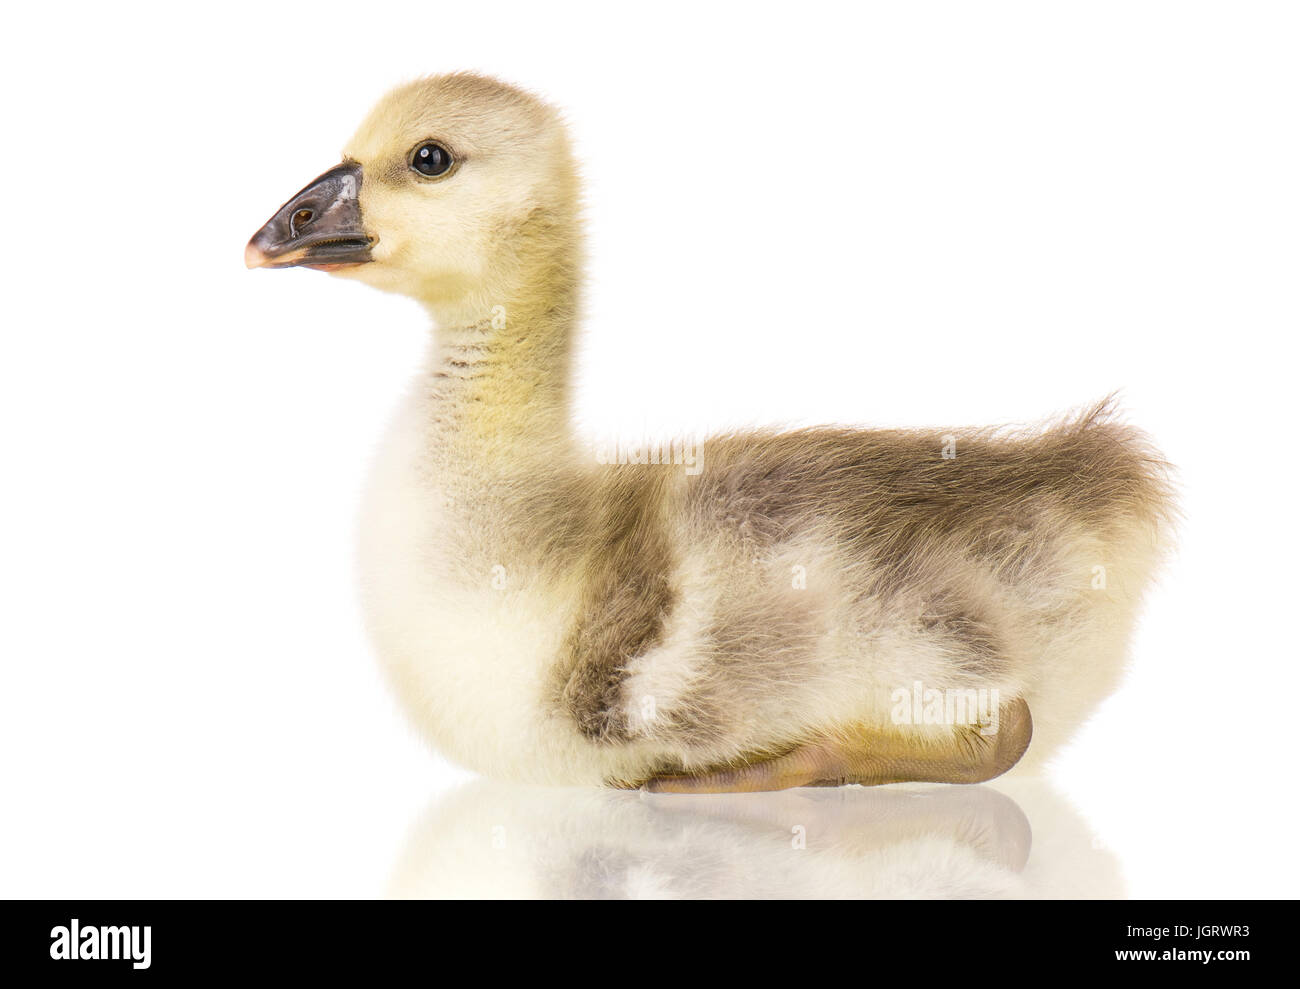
247;74;1174;792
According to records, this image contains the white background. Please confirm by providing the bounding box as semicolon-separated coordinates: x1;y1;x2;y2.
1;1;1297;897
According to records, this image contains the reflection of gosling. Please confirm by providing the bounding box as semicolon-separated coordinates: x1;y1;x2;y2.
388;780;1122;899
248;74;1175;791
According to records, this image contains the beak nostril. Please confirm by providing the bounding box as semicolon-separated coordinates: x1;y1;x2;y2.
290;208;314;236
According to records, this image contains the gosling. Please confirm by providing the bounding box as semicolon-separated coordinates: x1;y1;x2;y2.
247;74;1174;792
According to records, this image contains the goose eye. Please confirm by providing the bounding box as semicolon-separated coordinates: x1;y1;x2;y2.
411;142;453;177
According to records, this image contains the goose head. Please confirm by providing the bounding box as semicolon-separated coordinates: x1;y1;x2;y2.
246;73;579;319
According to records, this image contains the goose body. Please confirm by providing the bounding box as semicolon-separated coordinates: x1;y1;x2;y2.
248;74;1174;790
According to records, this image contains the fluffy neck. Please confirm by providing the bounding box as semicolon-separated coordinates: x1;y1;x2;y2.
420;215;582;475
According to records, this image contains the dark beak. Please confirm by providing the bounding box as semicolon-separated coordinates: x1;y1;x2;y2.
245;161;375;270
